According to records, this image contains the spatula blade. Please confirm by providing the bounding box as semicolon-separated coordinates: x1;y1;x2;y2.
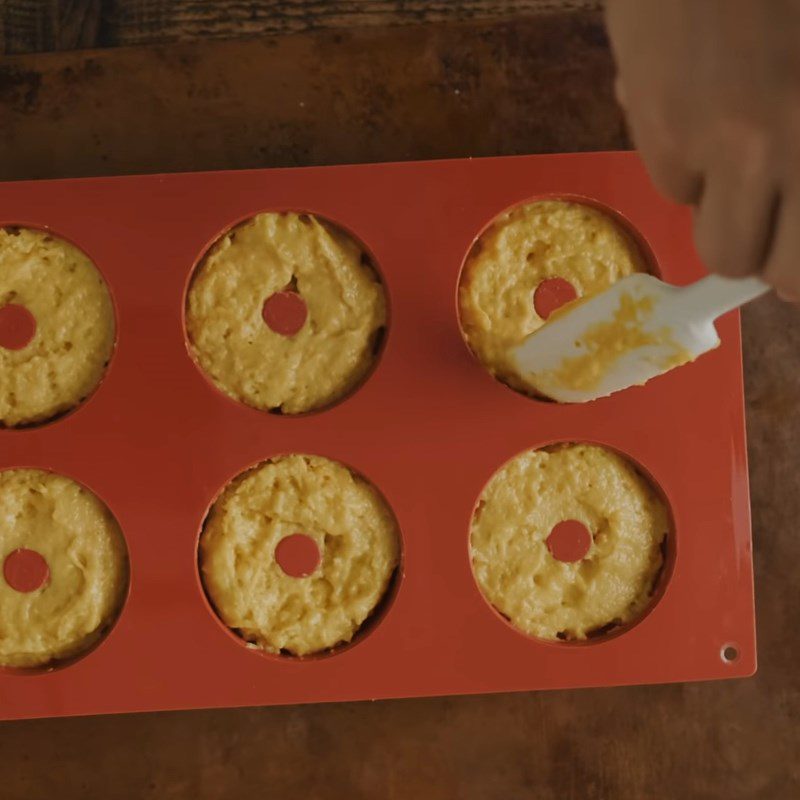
511;273;719;403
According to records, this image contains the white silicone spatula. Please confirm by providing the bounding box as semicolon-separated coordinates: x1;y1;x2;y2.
511;272;768;403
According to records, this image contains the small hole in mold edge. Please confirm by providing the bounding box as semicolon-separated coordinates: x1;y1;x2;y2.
533;277;578;321
262;291;308;337
0;466;131;676
0;222;119;431
455;194;662;405
3;548;50;593
467;438;676;648
275;533;321;578
721;643;740;664
182;209;391;418
195;453;404;661
546;519;592;563
0;304;37;351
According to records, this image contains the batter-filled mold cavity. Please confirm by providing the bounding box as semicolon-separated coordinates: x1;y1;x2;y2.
457;198;656;401
197;454;402;658
469;442;673;643
185;211;388;415
0;468;129;672
0;226;116;428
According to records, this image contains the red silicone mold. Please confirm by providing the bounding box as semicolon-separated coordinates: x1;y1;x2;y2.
0;152;756;721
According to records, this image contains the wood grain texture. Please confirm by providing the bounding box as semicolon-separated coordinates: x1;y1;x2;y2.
0;13;625;179
2;0;602;54
1;0;103;54
0;12;798;800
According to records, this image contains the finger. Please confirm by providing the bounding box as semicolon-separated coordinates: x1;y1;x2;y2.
692;167;779;277
625;110;703;204
777;288;799;303
763;192;800;297
638;140;703;205
615;77;627;110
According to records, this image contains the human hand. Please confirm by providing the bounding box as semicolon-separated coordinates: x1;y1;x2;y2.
605;0;800;299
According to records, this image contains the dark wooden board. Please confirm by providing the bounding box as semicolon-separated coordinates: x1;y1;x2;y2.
0;13;625;179
0;11;798;800
2;0;600;54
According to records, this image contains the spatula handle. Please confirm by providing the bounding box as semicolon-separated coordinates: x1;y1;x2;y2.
679;274;770;321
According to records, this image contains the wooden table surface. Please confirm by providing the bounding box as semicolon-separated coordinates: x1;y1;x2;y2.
1;6;799;799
